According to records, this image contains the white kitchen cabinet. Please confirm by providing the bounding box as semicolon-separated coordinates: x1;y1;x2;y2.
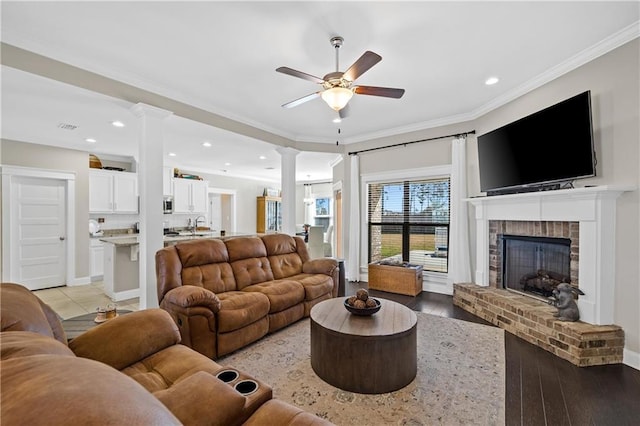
173;178;208;213
89;170;138;214
163;166;174;196
89;238;104;279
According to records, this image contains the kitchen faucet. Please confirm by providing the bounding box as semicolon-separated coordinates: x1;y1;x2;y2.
193;215;207;233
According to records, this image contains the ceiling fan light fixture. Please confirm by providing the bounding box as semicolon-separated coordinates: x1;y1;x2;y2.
321;87;353;111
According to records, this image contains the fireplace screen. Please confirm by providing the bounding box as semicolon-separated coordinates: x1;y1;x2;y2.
501;235;571;298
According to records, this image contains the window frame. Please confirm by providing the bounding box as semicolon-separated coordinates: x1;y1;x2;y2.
361;165;452;275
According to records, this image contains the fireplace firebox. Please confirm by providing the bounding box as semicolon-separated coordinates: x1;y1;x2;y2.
501;234;571;299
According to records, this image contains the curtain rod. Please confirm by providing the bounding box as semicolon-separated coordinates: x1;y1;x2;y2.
348;130;475;156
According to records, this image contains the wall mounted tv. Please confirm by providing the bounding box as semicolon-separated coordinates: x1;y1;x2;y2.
478;90;596;196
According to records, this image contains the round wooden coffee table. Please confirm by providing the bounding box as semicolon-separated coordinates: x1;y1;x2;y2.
310;297;417;394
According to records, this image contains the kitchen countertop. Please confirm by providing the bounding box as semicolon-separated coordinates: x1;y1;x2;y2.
100;232;254;246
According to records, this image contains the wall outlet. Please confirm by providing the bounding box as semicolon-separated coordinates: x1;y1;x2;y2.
97;218;105;223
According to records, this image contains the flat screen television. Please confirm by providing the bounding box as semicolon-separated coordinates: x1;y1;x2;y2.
478;90;596;195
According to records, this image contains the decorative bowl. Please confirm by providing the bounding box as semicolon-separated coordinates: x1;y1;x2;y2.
344;298;381;316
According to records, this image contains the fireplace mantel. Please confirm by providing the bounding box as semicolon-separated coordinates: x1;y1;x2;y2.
466;185;633;325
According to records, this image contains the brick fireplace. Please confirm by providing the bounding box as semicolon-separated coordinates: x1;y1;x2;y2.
454;186;630;366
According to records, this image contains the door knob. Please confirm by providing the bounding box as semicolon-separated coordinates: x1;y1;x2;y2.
59;236;66;241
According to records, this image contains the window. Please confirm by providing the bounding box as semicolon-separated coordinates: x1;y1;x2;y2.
367;177;450;272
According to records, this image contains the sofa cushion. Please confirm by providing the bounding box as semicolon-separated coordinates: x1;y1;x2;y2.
231;257;275;290
226;236;268;260
174;239;238;293
1;331;75;360
176;238;230;266
242;280;305;313
268;253;304;280
182;262;237;294
0;283;67;343
1;354;181;425
288;273;335;301
122;344;224;392
216;291;271;333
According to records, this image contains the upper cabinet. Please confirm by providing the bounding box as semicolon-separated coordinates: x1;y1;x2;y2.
89;170;138;214
173;178;208;213
163;166;174;196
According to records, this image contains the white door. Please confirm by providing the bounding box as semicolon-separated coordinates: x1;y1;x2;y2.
12;176;66;290
209;194;222;230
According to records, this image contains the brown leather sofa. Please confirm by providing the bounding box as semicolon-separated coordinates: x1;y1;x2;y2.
0;282;333;426
156;234;338;359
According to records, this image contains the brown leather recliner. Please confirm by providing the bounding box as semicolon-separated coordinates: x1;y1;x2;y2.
156;234;338;359
0;282;333;426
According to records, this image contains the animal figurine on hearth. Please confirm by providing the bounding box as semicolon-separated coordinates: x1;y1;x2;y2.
548;283;585;322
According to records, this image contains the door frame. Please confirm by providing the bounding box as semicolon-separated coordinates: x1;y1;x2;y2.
1;165;76;286
208;187;236;233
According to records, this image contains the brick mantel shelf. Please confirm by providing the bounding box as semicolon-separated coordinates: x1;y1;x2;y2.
466;185;634;325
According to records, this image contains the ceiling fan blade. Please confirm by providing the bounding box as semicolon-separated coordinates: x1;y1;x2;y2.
343;51;382;82
282;92;321;109
354;85;405;99
276;67;325;84
339;104;351;119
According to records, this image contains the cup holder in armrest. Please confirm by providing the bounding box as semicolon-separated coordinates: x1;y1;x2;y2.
234;379;259;396
215;369;239;383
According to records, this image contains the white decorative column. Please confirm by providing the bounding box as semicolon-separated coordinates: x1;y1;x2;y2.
276;147;299;235
130;103;173;309
466;186;633;325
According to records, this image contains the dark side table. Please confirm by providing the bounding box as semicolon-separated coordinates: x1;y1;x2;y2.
61;310;131;340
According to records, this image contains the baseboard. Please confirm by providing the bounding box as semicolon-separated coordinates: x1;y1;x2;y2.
69;276;91;286
108;289;140;302
623;348;640;370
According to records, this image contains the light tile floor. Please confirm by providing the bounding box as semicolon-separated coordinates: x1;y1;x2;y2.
32;281;139;319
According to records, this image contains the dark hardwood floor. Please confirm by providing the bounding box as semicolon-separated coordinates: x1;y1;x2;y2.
345;282;640;426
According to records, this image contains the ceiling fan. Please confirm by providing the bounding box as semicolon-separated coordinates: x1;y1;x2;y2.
276;36;405;118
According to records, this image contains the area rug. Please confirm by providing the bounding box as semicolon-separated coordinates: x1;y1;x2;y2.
219;312;505;425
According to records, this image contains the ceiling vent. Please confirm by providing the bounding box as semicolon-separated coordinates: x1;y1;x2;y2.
57;122;78;131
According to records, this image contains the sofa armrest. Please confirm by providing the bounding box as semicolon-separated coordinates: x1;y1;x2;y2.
154;371;247;426
302;258;338;276
243;399;335;426
69;309;181;370
162;285;222;312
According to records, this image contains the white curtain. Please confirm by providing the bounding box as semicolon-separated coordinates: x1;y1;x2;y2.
347;154;360;281
447;137;472;287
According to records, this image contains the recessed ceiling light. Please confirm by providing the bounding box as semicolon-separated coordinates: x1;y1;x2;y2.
224;162;231;166
202;141;212;147
485;77;499;86
168;152;176;157
85;138;97;143
259;155;266;160
111;120;125;127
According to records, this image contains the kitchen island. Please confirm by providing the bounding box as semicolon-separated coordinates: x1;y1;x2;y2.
99;232;256;301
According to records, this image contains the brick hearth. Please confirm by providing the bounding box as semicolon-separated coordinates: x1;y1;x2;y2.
453;283;624;366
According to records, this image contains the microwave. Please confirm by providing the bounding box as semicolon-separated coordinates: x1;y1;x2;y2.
163;197;173;214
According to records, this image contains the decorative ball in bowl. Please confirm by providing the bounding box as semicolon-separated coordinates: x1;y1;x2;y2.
344;289;381;316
